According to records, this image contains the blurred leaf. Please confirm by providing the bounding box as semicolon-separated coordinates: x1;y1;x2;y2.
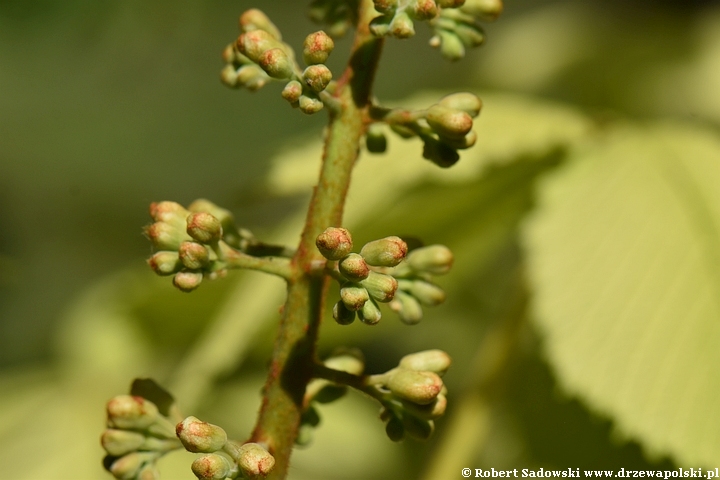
523;122;720;466
131;378;175;417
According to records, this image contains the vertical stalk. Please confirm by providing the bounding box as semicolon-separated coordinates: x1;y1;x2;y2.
248;2;384;478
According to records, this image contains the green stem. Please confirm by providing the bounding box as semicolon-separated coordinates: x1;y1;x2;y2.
220;244;292;279
248;3;384;479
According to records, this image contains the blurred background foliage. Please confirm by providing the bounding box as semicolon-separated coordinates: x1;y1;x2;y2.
1;0;720;478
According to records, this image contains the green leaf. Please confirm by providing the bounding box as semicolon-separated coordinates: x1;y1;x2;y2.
523;122;720;466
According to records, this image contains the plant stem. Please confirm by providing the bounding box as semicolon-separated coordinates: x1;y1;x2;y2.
248;3;384;478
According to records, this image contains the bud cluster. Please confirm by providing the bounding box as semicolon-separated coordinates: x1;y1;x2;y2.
316;227;409;325
298;349;365;446
371;92;482;167
371;350;451;442
221;9;336;115
369;0;470;39
429;0;503;60
102;395;181;480
187;439;275;479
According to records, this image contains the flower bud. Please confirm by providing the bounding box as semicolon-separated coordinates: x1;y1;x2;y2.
303;64;332;92
316;227;353;260
101;429;146;457
188;199;235;231
369;15;393;37
191;452;234;480
145;222;191;251
281;80;303;104
173;271;203;292
359;298;382;325
333;300;356;325
360;271;398;302
441;130;477;150
258;47;294;79
390;291;424;325
402;415;434;440
236;64;270;91
339;253;370;281
186;212;222;244
461;0;503;21
147;251;181;276
237;30;282;63
360;236;408;267
176;416;228;453
239;8;282;39
406;245;453;274
437;0;466;7
399;349;451;375
385;415;405;442
454;22;485;47
299;94;324;114
178;242;210;270
426;105;473;140
413;0;438;20
340;284;369;311
436;30;466;61
137;465;161;480
237;443;275;477
107;395;159;430
107;451;157;480
438;92;482;117
220;64;240;88
403;393;447;419
324;349;365;375
366;124;388;153
221;44;236;64
390;10;415;38
422;138;460;168
303;31;335;65
408;280;446;306
373;0;398;14
149;201;190;226
388;370;443;405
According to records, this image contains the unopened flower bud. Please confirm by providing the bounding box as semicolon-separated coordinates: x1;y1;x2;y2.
324;349;365;375
316;227;353;260
303;31;335;65
173;271;203;292
147;251;181;276
178;242;210;270
402;415;434;440
359;298;382;325
237;30;282;63
176;416;228;453
145;222;191;251
390;10;415;38
409;280;446;306
435;30;466;60
388;369;443;405
369;15;393;37
423;138;460;167
441;130;477;150
413;0;438;20
221;44;236;64
282;80;303;104
299;94;324;114
237;443;275;477
399;349;451;375
339;253;370;281
220;64;240;88
239;8;282;39
101;429;146;457
437;0;466;7
461;0;503;21
333;301;356;325
340;284;369;311
385;415;405;442
406;245;453;274
258;47;294;79
360;236;408;267
236;64;270;91
366;124;388;153
303;64;332;92
149;201;189;226
426;105;473;140
108;451;157;479
186;212;222;244
107;395;159;430
360;271;398;302
373;0;398;14
191;452;234;480
454;22;485;47
403;393;447;419
390;291;424;325
438;92;482;117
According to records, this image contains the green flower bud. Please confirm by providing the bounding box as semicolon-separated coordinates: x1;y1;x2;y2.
373;0;398;14
147;251;181;276
101;429;146;457
316;227;353;260
426;104;473;140
359;298;382;325
191;452;234;480
173;271;203;292
296;424;314;446
186;212;222;244
408;280;446;306
366;124;388;153
340;283;369;311
145;222;191;251
369;15;393;37
258;47;294;79
437;0;466;7
422;138;460;167
339;253;370;281
176;416;228;453
413;0;438;20
220;64;240;88
390;290;424;325
438;92;482;117
236;64;270;91
237;30;282;63
461;0;503;21
436;30;465;60
237;443;275;477
387;369;444;405
402;415;434;440
360;236;408;267
390;10;415;38
324;348;365;375
332;300;356;325
137;465;161;480
239;8;282;40
406;245;453;274
108;451;157;480
303;31;335;65
403;393;447;419
107;395;159;430
360;271;398;302
149;201;189;227
441;130;477;150
281;80;303;104
299;94;324;114
385;415;405;442
303;64;332;92
178;242;210;270
188;199;235;234
221;44;236;64
454;22;485;47
390;123;417;138
399;349;451;374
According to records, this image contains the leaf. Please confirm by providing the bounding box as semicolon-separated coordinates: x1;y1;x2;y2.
523;122;720;467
